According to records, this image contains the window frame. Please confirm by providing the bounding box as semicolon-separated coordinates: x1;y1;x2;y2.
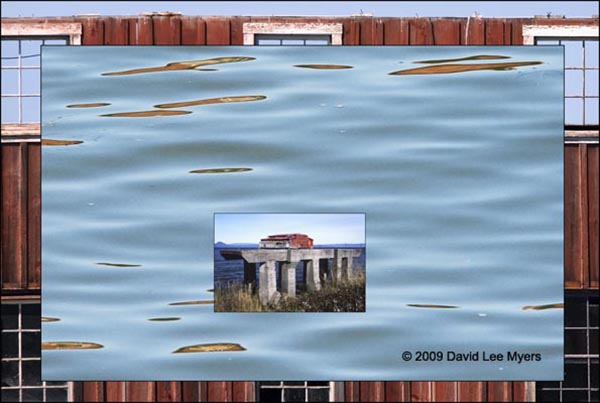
523;24;599;144
1;21;81;142
255;381;343;402
243;22;343;45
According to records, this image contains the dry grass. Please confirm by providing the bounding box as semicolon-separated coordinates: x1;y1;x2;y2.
214;274;365;313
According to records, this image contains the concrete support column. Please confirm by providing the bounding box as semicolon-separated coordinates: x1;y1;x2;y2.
259;260;277;305
243;261;256;285
331;257;342;284
305;259;321;291
342;257;353;280
281;261;298;297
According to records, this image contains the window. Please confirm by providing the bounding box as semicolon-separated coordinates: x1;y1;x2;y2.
0;21;81;140
524;24;599;144
257;382;337;402
536;294;599;403
1;300;73;402
243;23;342;46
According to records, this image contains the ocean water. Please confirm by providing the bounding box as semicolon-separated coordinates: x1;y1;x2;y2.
41;46;563;380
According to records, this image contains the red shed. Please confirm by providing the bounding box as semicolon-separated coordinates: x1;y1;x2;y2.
259;233;314;249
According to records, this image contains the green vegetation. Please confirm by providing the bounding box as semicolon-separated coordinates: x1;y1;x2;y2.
214;274;365;312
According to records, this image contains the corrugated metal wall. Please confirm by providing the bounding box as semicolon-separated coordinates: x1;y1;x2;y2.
1;15;598;402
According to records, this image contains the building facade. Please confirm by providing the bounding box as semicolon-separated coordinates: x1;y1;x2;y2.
1;14;598;402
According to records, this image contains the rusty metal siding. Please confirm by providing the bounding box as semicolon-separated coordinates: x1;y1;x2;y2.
1;15;598;403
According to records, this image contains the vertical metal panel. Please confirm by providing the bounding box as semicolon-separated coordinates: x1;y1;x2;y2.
181;381;201;402
79;16;105;45
409;18;434;45
385;381;410;402
104;16;129;45
26;143;40;289
128;17;154;45
466;17;486;45
360;381;385;402
156;381;182;402
345;381;360;401
485;19;505;45
383;19;409;45
230;16;250;45
432;19;461;45
206;381;232;401
153;16;182;45
105;381;126;402
359;17;383;45
457;382;486;402
1;143;27;289
342;18;361;45
565;144;589;288
181;16;206;45
232;382;254;402
410;382;432;402
510;18;528;45
125;382;155;401
206;17;231;45
587;145;599;288
81;382;104;402
433;381;457;401
487;382;513;402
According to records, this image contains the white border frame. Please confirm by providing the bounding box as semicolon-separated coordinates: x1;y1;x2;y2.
1;22;82;44
243;22;343;45
522;24;599;45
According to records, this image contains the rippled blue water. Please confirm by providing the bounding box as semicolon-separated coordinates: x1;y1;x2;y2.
41;46;563;380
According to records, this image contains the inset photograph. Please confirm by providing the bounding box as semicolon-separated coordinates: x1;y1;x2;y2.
214;213;366;312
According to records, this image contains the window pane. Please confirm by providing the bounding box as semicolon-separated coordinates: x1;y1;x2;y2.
286;382;305;386
284;388;305;402
22;360;42;386
261;381;281;386
536;39;559;46
1;68;18;94
281;39;305;45
20;39;42;67
1;304;19;330
22;387;43;402
585;69;599;96
259;387;282;402
565;298;587;327
565;97;584;125
46;387;69;402
565;329;588;354
590;299;599;326
44;39;68;46
591;360;599;388
305;39;329;45
1;40;19;67
2;332;19;358
21;68;40;95
536;388;559;402
257;39;281;45
22;332;41;358
307;382;329;386
1;360;19;387
1;96;20;123
585;98;599;125
21;96;40;123
564;361;588;388
1;389;20;402
590;328;599;354
561;389;589;402
21;304;40;330
308;388;330;402
566;69;584;96
585;40;599;68
564;40;584;68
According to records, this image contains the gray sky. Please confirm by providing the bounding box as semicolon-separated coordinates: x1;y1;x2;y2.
2;1;598;18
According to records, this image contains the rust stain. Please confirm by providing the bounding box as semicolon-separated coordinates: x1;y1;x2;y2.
294;64;354;69
42;341;104;350
41;139;84;146
102;56;255;76
66;102;111;108
189;168;252;174
100;110;191;117
169;300;214;306
389;61;542;75
522;303;564;311
154;95;266;109
415;55;511;64
173;343;246;354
